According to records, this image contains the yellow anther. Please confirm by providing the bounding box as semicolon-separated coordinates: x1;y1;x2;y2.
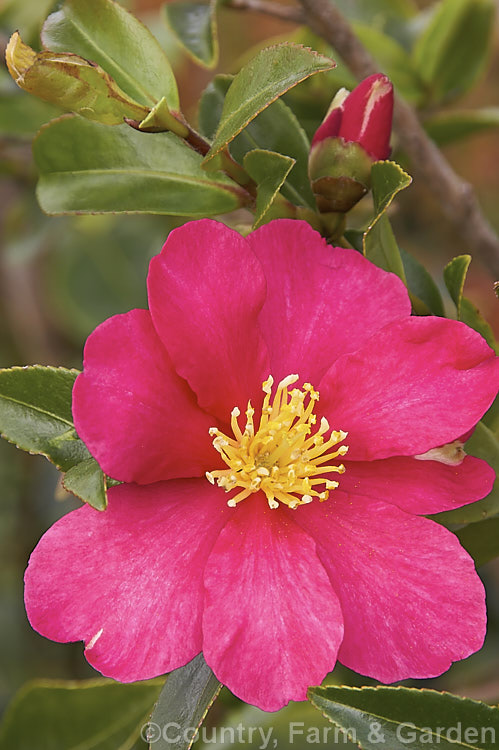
262;375;274;394
206;374;348;510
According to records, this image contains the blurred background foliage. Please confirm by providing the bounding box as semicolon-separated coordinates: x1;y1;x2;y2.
1;0;499;746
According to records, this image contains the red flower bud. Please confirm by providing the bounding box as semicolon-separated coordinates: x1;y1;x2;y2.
311;74;394;161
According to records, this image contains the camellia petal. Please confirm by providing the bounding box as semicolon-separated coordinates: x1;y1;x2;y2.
291;493;486;683
148;219;270;421
73;309;216;484
319;316;499;460
25;479;229;682
202;496;344;711
340;454;495;515
248;220;410;384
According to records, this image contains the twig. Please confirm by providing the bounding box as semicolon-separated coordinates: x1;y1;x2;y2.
228;0;304;23
230;0;499;279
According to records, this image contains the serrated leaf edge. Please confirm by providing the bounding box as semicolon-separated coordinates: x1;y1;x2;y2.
309;684;499;750
204;43;335;162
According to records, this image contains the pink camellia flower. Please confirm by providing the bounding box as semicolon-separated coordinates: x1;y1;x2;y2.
311;73;394;159
25;219;498;712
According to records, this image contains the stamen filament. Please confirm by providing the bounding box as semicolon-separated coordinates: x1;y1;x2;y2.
207;374;348;510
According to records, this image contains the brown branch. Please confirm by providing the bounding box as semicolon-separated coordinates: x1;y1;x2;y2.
230;0;499;279
228;0;304;22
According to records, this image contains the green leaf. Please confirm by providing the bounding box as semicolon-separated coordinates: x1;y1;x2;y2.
199;74;316;208
444;255;497;351
344;228;364;253
34;117;247;215
197;74;227;140
483;393;499;434
457;517;499;567
353;23;424;104
431;422;499;524
459;297;498;353
41;0;179;109
424;108;499;146
364;213;406;282
443;254;470;315
203;43;335;164
400;247;445;316
6;31;149;125
0;366;89;472
362;161;412;281
62;457;109;510
309;685;499;750
0;364;115;510
145;653;221;750
412;0;495;103
162;0;218;68
0;678;162;750
370;160;413;218
243;149;295;228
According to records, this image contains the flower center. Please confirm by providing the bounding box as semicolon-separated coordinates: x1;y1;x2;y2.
206;374;348;510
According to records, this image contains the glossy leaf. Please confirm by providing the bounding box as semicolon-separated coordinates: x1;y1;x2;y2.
483;393;499;434
309;685;499;750
145;653;221;750
199;74;315;208
443;254;470;314
370;160;413;217
162;0;218;68
364;213;406;282
243;149;295;228
0;678;162;750
431;422;499;525
444;255;497;351
459;297;498;353
42;0;179;109
34;117;247;215
197;74;227;140
457;517;499;567
344;228;364;253
62;457;109;511
203;43;335;164
362;161;412;280
6;32;149;125
412;0;495;103
0;366;89;472
425;108;499;146
400;247;445;316
0;365;116;510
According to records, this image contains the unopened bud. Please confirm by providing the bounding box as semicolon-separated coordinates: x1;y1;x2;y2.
309;74;394;212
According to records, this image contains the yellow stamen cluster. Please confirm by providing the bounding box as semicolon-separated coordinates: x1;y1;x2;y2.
206;374;348;510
